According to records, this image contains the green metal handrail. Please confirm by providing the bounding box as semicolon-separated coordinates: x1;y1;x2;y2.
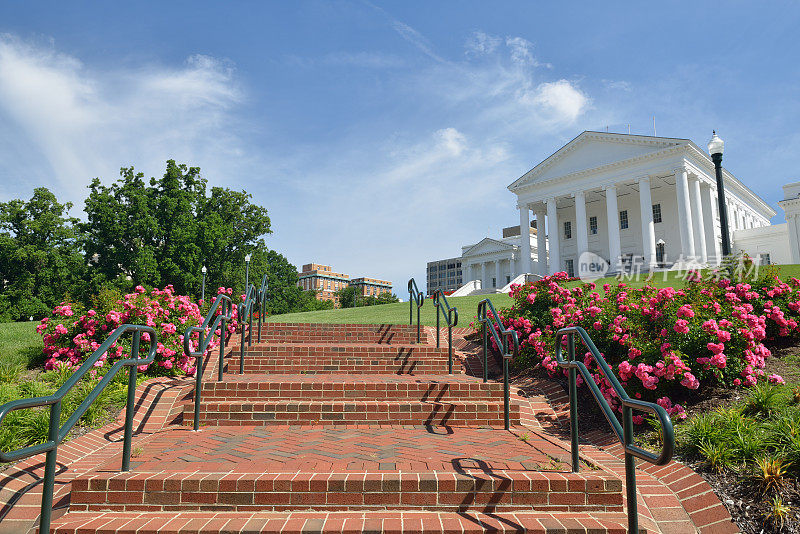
0;324;157;533
432;290;458;374
407;278;424;343
477;298;518;430
555;325;675;534
183;293;234;431
256;273;268;342
238;282;257;373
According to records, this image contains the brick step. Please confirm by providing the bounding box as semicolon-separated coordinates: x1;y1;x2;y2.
183;399;521;427
69;469;622;514
256;323;420;344
227;344;452;375
198;374;506;401
49;510;641;533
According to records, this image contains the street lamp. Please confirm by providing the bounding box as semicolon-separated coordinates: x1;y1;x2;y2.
244;254;251;292
201;266;207;302
707;131;731;257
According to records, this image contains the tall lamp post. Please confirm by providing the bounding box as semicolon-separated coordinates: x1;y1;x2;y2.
244;254;251;291
201;266;207;302
708;131;731;257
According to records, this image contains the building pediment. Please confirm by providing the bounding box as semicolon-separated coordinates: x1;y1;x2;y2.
462;237;516;257
508;131;689;192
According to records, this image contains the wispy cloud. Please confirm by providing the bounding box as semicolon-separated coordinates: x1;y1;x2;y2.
0;34;246;203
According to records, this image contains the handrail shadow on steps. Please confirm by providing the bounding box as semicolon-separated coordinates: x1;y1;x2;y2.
555;325;674;534
0;324;158;533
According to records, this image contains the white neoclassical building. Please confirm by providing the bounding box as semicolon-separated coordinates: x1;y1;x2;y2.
509;131;776;276
460;225;539;291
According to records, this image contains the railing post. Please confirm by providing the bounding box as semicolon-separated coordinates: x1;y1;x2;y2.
122;331;141;468
447;317;453;375
435;295;440;349
567;332;579;473
481;314;488;383
258;295;263;343
39;400;60;534
416;298;421;344
193;329;204;431
502;335;510;430
218;308;226;382
623;405;639;534
239;305;245;374
409;292;412;326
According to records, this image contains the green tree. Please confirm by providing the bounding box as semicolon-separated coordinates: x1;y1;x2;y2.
0;188;86;321
83;160;272;296
335;285;361;308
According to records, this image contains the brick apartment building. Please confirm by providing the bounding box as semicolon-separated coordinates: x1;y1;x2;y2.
297;264;350;305
349;277;392;298
297;263;392;306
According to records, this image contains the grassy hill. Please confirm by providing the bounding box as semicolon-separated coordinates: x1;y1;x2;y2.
265;293;514;327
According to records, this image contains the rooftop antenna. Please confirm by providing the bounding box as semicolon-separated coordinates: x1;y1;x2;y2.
653;116;657;136
627;124;631;134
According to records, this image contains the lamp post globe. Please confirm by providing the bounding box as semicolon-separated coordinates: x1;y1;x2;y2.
708;131;731;257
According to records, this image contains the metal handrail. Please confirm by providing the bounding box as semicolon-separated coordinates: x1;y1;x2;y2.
477;298;518;430
555;325;675;534
238;283;257;373
432;290;458;374
183;294;234;430
0;324;158;533
256;273;268;342
407;278;424;343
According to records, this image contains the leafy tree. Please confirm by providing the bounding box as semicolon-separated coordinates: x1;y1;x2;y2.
336;285;361;308
0;188;86;321
83;160;272;296
298;290;335;311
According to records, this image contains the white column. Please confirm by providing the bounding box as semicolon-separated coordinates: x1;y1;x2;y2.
787;214;800;264
546;197;561;274
535;207;548;276
574;190;588;257
494;259;501;288
638;176;656;270
605;185;622;269
480;262;486;289
674;166;696;259
518;204;532;275
701;184;721;264
689;176;708;263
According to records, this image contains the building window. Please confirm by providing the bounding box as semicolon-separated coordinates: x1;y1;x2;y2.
492;277;496;288
656;242;665;267
761;253;771;265
589;216;597;235
506;275;511;284
564;221;572;239
565;259;575;278
619;210;629;230
652;203;662;223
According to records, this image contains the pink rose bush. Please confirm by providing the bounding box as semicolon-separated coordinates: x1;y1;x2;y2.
490;268;796;421
37;285;239;377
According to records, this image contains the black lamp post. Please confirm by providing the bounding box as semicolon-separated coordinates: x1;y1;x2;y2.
708;131;731;257
201;265;207;302
244;254;251;291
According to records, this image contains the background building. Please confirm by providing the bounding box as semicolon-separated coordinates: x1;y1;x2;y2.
349;277;392;297
298;263;393;306
426;257;462;295
297;264;349;305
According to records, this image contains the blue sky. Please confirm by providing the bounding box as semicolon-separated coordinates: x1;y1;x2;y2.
1;2;799;294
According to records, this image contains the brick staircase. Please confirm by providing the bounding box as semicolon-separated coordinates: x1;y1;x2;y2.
47;322;640;533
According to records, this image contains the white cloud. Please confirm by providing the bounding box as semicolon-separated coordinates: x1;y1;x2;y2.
466;31;502;56
531;80;590;123
0;35;246;204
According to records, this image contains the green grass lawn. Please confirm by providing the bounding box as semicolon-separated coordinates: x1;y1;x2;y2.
267;293;514;326
0;321;42;369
